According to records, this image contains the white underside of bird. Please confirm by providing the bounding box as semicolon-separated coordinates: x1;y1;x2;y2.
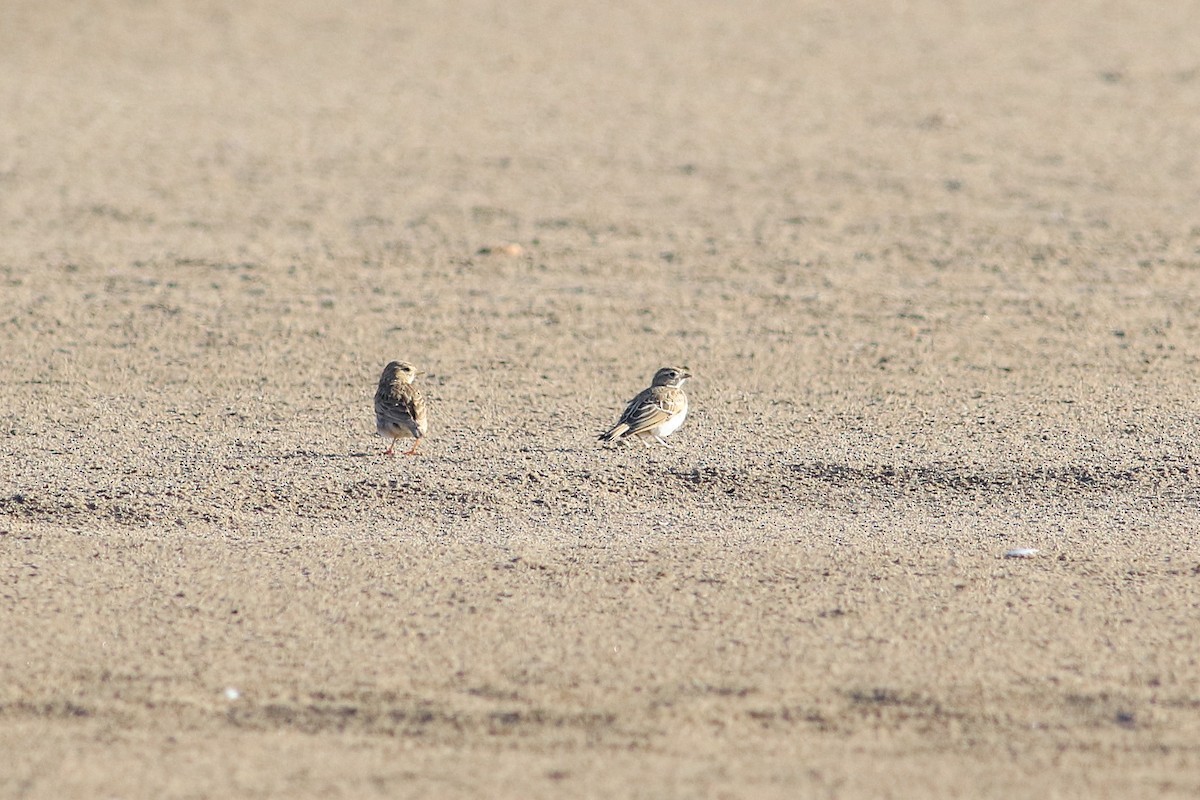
639;403;687;442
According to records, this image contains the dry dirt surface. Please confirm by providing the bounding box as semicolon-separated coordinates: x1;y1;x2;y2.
3;1;1200;797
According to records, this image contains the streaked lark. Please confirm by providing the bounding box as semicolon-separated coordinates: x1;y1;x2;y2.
599;366;691;447
375;360;428;456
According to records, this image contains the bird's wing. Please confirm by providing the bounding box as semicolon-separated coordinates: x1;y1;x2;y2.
377;385;425;431
617;388;679;436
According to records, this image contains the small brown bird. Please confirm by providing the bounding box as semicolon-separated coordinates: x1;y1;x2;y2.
599;366;691;446
375;360;428;456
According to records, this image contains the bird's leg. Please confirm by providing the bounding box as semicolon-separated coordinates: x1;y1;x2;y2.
405;439;421;457
385;439;396;457
655;436;670;446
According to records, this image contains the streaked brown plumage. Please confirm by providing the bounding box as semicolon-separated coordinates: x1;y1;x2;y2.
599;366;691;446
375;360;428;456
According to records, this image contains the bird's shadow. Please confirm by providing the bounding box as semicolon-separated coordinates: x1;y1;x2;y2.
272;450;376;460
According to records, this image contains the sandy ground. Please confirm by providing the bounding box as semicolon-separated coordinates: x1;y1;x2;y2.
3;1;1200;797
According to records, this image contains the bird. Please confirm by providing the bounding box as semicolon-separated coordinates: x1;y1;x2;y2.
599;366;691;446
374;360;428;456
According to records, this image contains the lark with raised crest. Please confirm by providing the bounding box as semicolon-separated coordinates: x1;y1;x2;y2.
599;366;691;447
375;360;428;456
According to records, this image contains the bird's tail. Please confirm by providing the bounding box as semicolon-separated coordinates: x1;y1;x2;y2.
598;424;628;442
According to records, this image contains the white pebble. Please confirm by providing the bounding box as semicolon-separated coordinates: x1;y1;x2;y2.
1004;548;1039;559
223;687;241;701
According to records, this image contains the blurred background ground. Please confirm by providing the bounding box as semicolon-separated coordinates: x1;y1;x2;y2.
2;1;1200;797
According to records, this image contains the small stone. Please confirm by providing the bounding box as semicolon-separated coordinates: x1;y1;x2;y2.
1004;548;1039;559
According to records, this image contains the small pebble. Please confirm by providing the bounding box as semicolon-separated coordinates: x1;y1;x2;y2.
477;242;524;257
1004;548;1039;559
223;687;241;701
